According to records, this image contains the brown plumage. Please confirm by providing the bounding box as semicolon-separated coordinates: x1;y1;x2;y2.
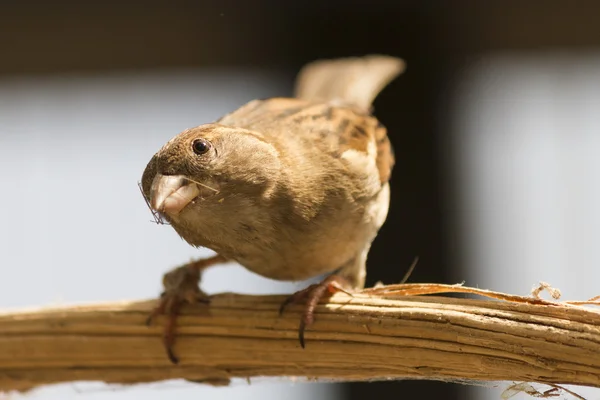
141;54;405;363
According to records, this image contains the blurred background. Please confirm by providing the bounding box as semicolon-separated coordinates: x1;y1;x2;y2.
1;1;599;399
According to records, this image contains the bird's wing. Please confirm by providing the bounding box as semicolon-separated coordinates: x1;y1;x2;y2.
217;55;404;185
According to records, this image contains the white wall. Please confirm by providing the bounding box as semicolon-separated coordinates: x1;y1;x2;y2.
0;69;338;400
448;53;600;400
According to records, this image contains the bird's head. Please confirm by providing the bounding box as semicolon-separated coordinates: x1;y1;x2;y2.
141;123;282;244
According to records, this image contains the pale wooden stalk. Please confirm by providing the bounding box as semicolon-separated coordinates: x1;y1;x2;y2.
1;290;599;392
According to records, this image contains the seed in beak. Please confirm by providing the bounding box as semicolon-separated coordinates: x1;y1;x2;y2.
150;174;200;215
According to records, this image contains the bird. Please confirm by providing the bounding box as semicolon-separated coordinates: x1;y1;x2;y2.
141;54;405;364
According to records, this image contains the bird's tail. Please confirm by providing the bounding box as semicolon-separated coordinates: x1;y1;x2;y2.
294;54;405;111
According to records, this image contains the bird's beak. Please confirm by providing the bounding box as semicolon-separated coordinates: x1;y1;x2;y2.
149;174;200;216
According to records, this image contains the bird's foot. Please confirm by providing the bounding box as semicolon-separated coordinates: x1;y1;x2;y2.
147;254;226;364
279;274;353;348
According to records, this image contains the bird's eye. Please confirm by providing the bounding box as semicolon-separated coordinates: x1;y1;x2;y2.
192;138;211;155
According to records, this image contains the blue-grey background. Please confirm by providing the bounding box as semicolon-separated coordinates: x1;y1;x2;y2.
0;71;337;399
2;2;600;400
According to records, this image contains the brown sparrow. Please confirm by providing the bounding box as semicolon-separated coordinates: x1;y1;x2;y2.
141;54;405;363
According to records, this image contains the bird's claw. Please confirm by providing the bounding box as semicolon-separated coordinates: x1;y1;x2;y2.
279;274;351;348
147;260;215;364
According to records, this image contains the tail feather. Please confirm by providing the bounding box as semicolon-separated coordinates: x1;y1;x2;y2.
294;55;405;111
